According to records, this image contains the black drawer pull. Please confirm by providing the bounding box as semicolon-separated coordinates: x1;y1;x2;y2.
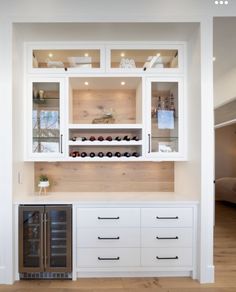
98;216;120;220
156;256;179;260
156;236;179;240
156;216;179;220
98;236;120;240
98;257;120;261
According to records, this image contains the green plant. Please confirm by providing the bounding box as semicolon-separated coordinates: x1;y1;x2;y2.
39;174;49;182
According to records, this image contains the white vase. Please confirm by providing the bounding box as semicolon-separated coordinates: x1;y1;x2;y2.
38;181;50;188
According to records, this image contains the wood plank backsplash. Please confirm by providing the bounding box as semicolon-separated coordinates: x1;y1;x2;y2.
35;162;174;192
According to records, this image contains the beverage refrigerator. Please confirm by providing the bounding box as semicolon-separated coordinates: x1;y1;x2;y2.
19;205;72;279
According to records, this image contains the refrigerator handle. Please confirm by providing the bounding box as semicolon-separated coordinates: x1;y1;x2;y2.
40;212;44;270
44;212;47;269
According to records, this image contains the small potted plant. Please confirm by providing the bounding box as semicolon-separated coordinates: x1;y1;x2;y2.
38;174;50;188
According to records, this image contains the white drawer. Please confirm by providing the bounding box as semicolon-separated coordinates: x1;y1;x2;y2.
77;208;140;227
77;227;140;248
141;228;193;248
141;208;193;227
141;248;192;267
77;248;140;267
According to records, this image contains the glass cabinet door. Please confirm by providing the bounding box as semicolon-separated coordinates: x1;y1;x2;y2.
146;78;185;159
30;79;64;158
19;206;44;272
30;47;103;72
108;45;183;72
46;206;72;272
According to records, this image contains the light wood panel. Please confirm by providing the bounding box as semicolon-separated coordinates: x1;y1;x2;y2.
72;90;136;124
34;162;174;192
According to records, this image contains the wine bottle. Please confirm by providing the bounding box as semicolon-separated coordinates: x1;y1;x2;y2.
114;152;121;158
98;152;104;158
81;137;87;142
115;136;121;141
80;152;87;158
89;152;96;158
106;152;113;158
123;135;131;141
132;152;140;157
123;152;131;157
71;151;79;157
98;136;104;141
132;136;139;141
106;136;113;141
71;137;77;142
89;136;96;141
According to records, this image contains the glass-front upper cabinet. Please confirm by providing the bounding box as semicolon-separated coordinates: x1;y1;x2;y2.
26;78;65;160
107;44;184;73
27;43;105;73
145;77;186;160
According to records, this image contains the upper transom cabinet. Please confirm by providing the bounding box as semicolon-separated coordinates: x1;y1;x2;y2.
26;42;184;74
27;43;106;73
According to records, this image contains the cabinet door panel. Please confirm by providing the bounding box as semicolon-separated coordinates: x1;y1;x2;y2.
19;206;44;272
46;206;72;272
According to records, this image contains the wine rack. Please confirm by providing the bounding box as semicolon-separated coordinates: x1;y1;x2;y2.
68;125;143;161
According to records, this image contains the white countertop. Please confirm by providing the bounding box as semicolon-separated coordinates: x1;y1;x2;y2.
13;192;199;206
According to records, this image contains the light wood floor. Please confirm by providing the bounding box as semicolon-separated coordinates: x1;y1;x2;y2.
1;201;236;292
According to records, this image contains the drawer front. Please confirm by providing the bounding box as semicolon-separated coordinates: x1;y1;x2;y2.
77;208;140;227
77;227;140;248
141;208;193;227
77;248;140;267
141;228;193;248
141;248;192;267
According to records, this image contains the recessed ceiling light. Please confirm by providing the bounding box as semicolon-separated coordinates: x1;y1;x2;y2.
120;52;125;57
121;81;126;86
48;53;53;58
84;53;89;57
84;81;89;86
214;0;229;4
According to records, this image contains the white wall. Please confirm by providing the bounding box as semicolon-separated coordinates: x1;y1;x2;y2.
214;17;236;107
175;25;201;200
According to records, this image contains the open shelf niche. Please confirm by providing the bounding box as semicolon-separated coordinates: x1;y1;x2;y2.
68;76;143;160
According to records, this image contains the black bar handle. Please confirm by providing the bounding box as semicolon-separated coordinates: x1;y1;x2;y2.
156;216;179;220
60;134;63;154
156;236;179;240
98;257;120;261
148;134;151;153
156;256;179;260
98;236;120;240
98;216;120;220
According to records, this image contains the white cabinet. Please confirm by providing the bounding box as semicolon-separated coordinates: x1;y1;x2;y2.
76;207;141;269
75;204;197;278
27;43;105;74
145;77;186;160
24;42;187;161
25;77;66;160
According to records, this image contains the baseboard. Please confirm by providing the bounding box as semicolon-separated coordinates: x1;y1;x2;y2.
77;270;192;278
200;265;215;283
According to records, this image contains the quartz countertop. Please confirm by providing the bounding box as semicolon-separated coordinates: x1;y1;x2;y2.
13;192;199;206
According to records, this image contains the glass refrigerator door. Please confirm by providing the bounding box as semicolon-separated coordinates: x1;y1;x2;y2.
149;81;179;155
19;206;44;272
46;206;72;272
